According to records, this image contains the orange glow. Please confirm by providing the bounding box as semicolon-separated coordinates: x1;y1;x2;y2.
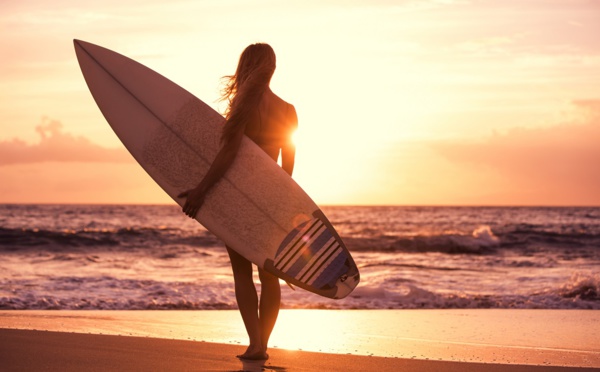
1;1;599;206
290;129;298;146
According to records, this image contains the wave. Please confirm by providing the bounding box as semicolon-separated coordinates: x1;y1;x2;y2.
0;296;236;311
345;225;600;254
0;276;237;310
0;227;119;248
499;226;599;248
3;223;599;255
340;272;600;310
556;272;599;302
3;272;598;310
343;225;500;254
0;227;220;251
391;226;500;254
359;262;471;272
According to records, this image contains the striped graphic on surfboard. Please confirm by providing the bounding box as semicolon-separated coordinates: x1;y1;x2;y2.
274;217;346;288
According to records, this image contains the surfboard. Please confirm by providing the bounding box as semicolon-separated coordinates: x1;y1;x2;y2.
74;40;359;299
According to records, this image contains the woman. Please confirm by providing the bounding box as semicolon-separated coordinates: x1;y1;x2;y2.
178;43;298;360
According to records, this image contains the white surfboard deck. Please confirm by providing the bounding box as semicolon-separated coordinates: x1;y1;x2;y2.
74;40;359;299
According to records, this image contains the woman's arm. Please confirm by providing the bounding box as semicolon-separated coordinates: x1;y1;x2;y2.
281;104;298;176
281;144;296;176
178;126;245;218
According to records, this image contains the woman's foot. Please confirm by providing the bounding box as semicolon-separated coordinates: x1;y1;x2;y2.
236;351;269;360
236;345;269;360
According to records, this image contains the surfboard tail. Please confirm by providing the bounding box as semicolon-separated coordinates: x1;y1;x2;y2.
265;210;360;299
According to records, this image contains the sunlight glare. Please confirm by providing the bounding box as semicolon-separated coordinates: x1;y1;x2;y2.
270;310;346;352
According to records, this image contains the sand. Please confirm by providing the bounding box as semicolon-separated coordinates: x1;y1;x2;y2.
1;309;599;371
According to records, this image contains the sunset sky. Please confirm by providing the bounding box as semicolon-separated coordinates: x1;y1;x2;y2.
1;0;599;205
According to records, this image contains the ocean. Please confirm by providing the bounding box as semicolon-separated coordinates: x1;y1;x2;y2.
1;204;598;310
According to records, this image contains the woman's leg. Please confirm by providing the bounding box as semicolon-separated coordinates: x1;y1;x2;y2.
226;246;265;359
258;268;281;350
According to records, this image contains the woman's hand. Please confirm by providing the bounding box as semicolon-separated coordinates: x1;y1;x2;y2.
178;186;207;219
177;121;244;219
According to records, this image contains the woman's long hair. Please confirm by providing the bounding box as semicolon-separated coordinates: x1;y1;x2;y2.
220;43;276;144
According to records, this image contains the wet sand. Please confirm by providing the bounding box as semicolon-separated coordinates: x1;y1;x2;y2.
1;309;598;371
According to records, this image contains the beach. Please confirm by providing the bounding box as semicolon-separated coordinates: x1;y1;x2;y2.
1;309;599;371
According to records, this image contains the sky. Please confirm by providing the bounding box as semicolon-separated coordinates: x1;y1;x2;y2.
1;0;599;206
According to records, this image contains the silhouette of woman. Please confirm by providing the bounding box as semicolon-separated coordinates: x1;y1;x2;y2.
179;43;298;360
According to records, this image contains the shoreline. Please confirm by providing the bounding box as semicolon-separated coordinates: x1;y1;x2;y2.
2;328;597;372
1;309;598;369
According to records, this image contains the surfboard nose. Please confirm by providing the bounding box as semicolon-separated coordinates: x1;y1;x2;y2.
73;39;91;51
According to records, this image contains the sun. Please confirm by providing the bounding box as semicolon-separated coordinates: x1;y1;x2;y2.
290;128;299;146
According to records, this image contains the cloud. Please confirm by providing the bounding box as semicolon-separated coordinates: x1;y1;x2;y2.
0;117;132;166
572;99;600;114
0;162;170;204
432;101;600;204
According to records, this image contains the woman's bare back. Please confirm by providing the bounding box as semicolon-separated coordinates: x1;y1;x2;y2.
245;90;297;162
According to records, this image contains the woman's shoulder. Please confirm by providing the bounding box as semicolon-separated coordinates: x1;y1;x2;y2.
268;91;292;108
265;91;298;126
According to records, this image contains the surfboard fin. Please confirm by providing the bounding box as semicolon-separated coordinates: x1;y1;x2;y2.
285;280;296;291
